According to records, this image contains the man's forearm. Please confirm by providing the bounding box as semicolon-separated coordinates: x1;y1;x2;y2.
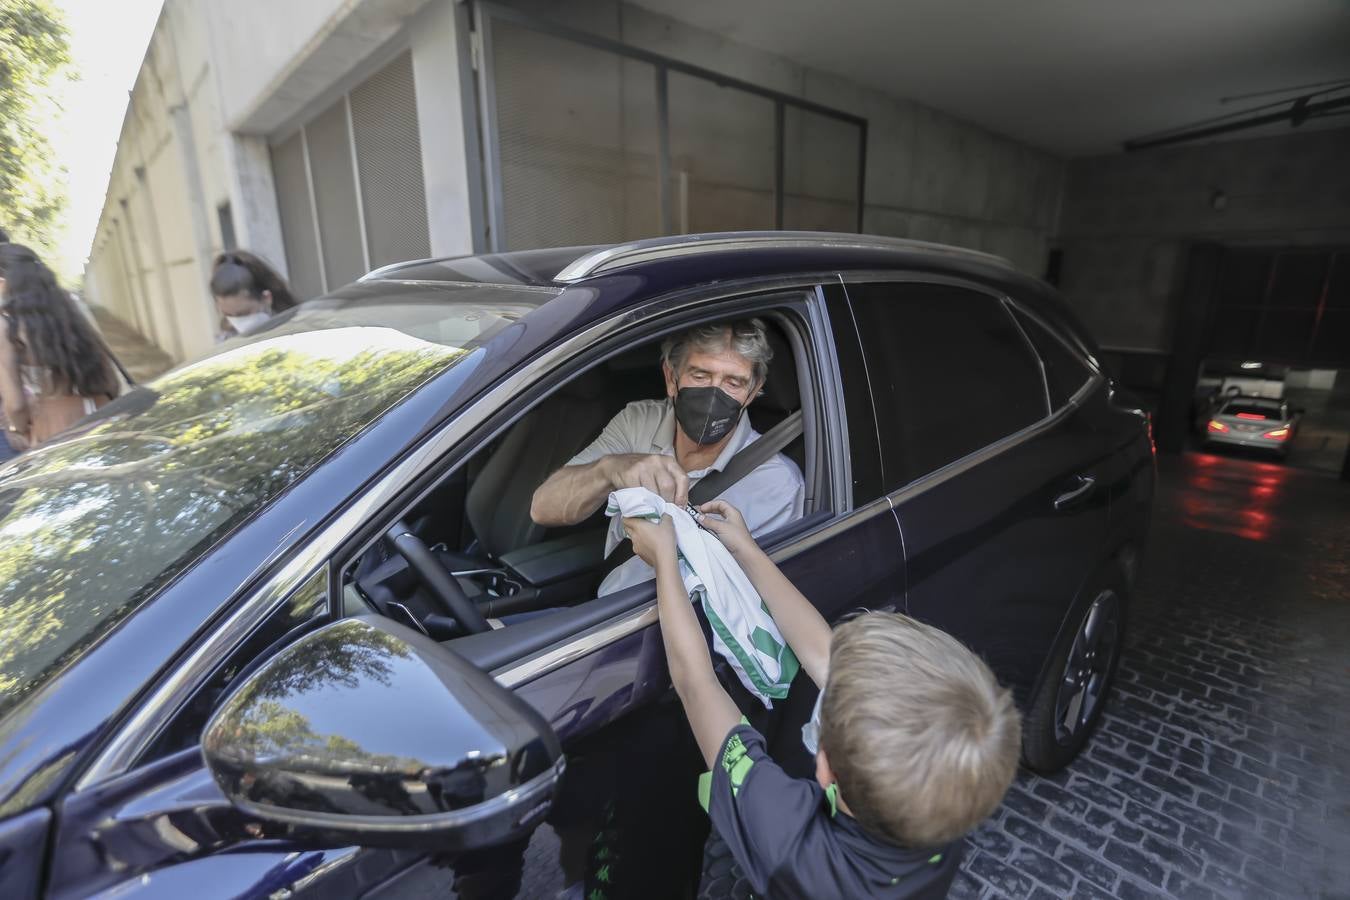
734;545;832;689
530;458;614;526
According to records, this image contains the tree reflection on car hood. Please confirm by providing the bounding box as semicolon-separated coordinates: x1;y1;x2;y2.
0;327;467;721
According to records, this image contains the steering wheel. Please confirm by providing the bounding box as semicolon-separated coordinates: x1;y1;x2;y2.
383;522;492;635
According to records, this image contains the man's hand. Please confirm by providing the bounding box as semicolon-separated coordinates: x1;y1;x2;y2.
623;514;678;569
608;453;690;506
696;500;756;558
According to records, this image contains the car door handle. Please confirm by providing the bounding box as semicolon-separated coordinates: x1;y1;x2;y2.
1053;474;1096;511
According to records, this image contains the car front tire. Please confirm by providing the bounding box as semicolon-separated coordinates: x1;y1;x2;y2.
1022;571;1128;773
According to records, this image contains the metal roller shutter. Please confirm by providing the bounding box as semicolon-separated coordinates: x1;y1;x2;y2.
349;52;432;269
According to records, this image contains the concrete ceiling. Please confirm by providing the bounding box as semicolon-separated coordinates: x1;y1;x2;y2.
627;0;1350;158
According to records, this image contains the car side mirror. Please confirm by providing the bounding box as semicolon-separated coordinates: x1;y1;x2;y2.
202;616;563;851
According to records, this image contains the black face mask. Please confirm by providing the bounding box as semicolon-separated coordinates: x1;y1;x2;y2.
674;386;745;446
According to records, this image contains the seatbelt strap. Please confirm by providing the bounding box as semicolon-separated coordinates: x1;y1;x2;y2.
688;409;803;505
603;409;805;571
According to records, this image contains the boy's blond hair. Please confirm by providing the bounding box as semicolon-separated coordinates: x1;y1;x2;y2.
820;612;1021;848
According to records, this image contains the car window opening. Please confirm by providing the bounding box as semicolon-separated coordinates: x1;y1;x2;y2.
338;307;827;658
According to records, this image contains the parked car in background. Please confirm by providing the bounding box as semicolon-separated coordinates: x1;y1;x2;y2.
0;233;1154;898
1205;395;1301;459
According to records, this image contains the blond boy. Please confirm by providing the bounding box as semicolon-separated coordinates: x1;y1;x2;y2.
624;500;1022;899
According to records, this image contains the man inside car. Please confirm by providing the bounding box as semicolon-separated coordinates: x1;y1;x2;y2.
530;318;804;595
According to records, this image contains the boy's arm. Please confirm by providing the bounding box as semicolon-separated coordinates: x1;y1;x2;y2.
733;548;831;689
698;501;832;690
652;551;742;768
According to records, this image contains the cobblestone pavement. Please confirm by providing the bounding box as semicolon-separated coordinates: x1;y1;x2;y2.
396;450;1350;900
956;451;1350;900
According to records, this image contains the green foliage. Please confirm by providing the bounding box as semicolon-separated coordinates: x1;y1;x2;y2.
0;0;71;255
0;336;463;719
212;620;422;773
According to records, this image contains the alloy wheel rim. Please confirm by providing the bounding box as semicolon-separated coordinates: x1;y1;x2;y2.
1054;590;1120;745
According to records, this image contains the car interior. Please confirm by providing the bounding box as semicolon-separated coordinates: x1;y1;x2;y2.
340;311;824;646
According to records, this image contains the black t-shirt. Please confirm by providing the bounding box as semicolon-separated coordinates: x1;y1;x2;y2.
703;724;962;900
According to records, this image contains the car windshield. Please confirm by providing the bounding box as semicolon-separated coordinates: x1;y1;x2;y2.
0;285;544;720
1223;401;1281;419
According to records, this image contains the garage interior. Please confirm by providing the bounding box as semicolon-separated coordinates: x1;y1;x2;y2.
475;2;1350;898
85;0;1350;897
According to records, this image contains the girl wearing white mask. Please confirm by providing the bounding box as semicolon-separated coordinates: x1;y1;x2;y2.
209;250;298;339
0;243;120;450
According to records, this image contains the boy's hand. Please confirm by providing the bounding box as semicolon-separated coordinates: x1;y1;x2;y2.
697;500;756;557
623;514;677;568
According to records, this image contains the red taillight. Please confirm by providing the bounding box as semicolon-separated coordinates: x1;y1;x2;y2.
1208;419;1230;433
1235;412;1267;421
1262;427;1290;441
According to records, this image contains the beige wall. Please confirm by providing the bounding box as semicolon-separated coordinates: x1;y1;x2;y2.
88;0;1068;365
87;0;454;364
86;0;221;363
505;0;1065;274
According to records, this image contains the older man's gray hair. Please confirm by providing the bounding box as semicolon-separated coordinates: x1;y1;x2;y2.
660;319;773;385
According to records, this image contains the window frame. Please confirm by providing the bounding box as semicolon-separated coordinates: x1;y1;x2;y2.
1006;298;1101;411
330;284;853;674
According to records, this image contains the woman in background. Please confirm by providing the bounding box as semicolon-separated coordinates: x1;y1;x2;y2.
0;243;120;451
209;250;298;338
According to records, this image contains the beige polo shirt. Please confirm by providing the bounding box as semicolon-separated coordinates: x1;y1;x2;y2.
568;399;805;595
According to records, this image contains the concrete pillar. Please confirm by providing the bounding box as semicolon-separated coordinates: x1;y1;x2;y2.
223;135;288;275
118;197;162;353
164;0;227;336
1156;243;1222;455
132;163;187;362
110;218;147;337
168;103;223;330
410;0;480;256
200;0;288;275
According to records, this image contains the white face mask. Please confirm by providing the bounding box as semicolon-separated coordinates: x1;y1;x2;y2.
802;689;824;755
226;311;272;335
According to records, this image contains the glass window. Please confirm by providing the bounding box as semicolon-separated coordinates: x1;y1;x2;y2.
1220;400;1283;420
822;284;884;506
1011;307;1095;409
845;282;1048;489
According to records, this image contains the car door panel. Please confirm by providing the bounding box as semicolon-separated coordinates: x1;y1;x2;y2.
509;622;662;744
836;278;1112;705
894;412;1110;703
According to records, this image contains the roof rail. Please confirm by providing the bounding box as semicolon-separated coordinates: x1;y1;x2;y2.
553;231;1013;283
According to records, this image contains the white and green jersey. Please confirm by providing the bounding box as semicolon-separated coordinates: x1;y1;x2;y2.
607;486;799;704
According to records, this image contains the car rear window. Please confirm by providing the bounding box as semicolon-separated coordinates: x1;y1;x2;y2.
1223;402;1280;419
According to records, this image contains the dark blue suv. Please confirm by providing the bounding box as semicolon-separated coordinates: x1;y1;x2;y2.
0;233;1152;898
